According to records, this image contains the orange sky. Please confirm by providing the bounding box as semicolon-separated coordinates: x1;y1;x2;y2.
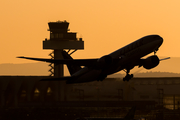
0;0;180;63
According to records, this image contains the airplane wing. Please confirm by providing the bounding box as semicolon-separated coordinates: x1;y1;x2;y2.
17;56;98;66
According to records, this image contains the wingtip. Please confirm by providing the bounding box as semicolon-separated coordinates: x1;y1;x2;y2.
16;56;25;58
159;57;171;61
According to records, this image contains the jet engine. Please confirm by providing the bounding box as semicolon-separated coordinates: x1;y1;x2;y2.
143;55;159;69
96;55;113;68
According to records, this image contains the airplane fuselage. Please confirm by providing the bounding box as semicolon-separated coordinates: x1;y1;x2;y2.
67;35;163;84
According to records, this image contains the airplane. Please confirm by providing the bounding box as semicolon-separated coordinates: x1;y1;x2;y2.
74;106;136;120
17;34;169;84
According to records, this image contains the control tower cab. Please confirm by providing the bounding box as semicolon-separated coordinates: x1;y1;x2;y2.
43;21;84;77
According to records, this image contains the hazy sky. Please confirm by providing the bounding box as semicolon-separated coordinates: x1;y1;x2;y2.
1;0;180;63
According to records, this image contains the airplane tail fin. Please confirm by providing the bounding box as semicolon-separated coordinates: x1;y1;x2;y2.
124;106;136;120
62;50;81;75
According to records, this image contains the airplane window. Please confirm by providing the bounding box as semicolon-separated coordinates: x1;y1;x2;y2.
121;48;125;54
140;38;147;45
132;42;137;49
129;44;132;51
135;41;140;48
120;50;124;55
127;45;132;51
125;45;131;53
139;39;143;45
119;50;122;55
124;47;128;53
137;40;140;47
123;46;128;53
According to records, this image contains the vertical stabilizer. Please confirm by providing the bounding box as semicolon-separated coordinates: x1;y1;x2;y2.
124;107;136;120
62;50;81;75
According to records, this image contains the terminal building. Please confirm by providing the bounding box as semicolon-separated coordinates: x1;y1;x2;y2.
1;76;180;119
0;21;180;120
1;76;180;109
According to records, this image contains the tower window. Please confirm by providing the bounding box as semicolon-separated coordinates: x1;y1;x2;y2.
50;33;54;38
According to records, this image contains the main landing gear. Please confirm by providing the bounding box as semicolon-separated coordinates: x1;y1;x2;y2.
123;69;133;81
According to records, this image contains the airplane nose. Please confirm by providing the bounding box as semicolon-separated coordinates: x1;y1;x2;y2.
153;35;163;40
155;35;163;47
158;36;163;44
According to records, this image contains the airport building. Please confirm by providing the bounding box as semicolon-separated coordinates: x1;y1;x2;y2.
0;76;180;120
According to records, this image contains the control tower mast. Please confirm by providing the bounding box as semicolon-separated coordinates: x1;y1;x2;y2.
43;21;84;101
43;21;84;77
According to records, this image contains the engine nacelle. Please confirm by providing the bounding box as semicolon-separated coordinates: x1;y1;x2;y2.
143;55;159;69
96;55;113;68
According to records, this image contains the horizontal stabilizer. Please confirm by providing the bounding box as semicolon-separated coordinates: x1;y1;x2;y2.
17;56;98;66
41;76;73;81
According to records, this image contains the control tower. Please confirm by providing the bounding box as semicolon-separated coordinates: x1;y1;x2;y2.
43;21;84;77
43;21;84;101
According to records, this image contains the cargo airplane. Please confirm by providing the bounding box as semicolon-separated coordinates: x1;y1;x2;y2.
17;35;169;84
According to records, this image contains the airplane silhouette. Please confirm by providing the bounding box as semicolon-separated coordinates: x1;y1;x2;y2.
17;35;169;84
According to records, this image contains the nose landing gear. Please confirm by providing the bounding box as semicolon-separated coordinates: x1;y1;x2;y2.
154;49;158;55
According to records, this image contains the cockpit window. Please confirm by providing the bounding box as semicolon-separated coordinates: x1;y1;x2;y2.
153;35;160;39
